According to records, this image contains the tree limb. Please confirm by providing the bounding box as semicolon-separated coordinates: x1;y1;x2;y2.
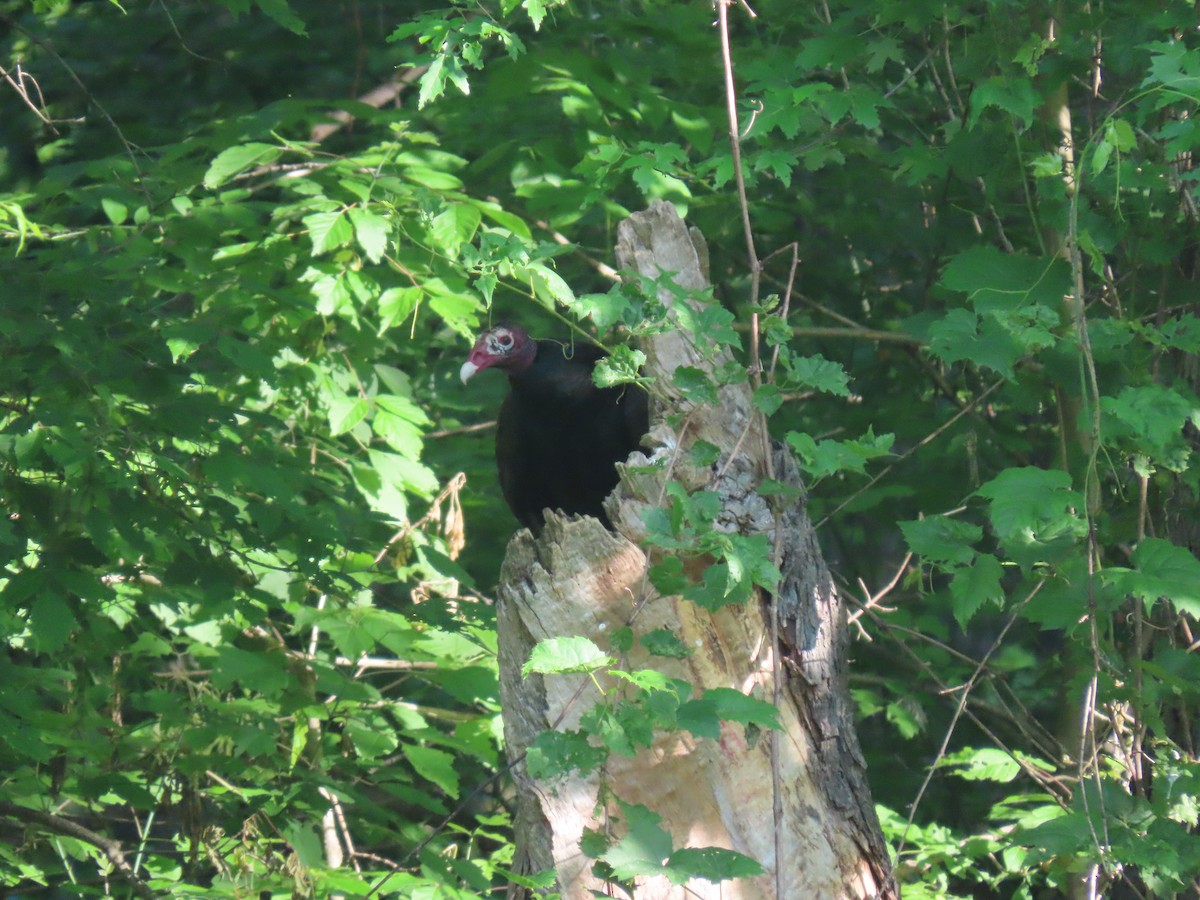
0;802;158;900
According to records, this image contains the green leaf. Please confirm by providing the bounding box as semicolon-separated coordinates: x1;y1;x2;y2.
688;440;721;468
403;744;460;798
1092;137;1115;175
255;0;307;34
673;366;718;405
722;533;781;592
900;516;983;567
468;198;531;238
941;747;1022;783
28;593;76;653
348;207;390;263
784;353;850;396
940;246;1071;313
886;699;924;739
579;703;650;757
101;197;128;225
640;629;694;659
1150;315;1200;354
601;801;673;881
430;203;482;253
752;149;796;187
328;395;370;436
975;468;1087;569
376;393;432;427
949;553;1005;628
203;142;283;189
648;557;689;595
525;261;575;308
609;626;633;653
788;428;893;479
378;287;422;333
664;847;765;884
346;710;400;760
752;383;783;416
373;413;421;455
523;0;548;29
572;289;633;329
212;647;289;697
593;345;646;388
523;636;613;676
846;85;888;130
1108;538;1200;618
1101;385;1198;472
282;823;323;867
418;55;449;109
701;687;781;731
304;210;354;256
610;668;677;692
1029;152;1065;178
928;308;1024;378
525;729;607;779
967;76;1038;127
676;696;722;740
682;562;754;611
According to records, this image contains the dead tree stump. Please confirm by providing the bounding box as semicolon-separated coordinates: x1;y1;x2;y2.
497;201;893;899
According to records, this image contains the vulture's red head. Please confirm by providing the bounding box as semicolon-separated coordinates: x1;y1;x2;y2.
460;324;535;382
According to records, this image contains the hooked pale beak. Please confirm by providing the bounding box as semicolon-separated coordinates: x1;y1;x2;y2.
459;360;480;383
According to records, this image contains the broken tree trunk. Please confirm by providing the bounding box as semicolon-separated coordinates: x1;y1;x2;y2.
497;201;894;899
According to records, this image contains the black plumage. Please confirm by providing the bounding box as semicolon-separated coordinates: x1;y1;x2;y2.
460;324;648;531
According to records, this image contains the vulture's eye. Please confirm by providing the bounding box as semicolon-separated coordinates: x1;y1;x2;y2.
497;334;513;348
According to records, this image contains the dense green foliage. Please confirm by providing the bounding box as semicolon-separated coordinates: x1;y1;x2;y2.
2;0;1200;896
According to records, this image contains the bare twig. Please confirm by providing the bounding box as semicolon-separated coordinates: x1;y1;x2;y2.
309;67;426;143
0;62;60;131
816;378;1006;529
847;552;913;633
736;322;925;347
895;578;1049;858
715;0;763;384
714;4;789;895
0;803;156;900
766;243;799;382
154;0;218;62
6;19;145;182
425;420;496;440
536;220;622;281
319;786;361;872
374;472;467;565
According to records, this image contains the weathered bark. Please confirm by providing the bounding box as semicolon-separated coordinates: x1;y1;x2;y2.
498;201;893;899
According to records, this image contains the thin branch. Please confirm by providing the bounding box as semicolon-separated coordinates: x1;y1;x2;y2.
6;18;145;182
817;378;1006;529
735;322;926;347
309;67;426;143
154;0;218;62
892;578;1056;861
715;5;790;896
536;220;621;281
0;803;157;900
425;420;496;440
715;0;763;384
766;243;799;382
374;472;467;565
0;62;60;131
847;552;913;630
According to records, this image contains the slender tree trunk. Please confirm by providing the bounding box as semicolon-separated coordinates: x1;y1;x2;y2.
498;201;894;899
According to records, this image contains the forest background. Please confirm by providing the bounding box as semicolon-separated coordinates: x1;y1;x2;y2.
2;0;1200;897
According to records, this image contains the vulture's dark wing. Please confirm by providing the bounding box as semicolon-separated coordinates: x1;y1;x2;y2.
496;340;647;531
494;391;541;531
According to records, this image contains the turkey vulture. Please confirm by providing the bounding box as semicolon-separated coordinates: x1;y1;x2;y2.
460;323;649;531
